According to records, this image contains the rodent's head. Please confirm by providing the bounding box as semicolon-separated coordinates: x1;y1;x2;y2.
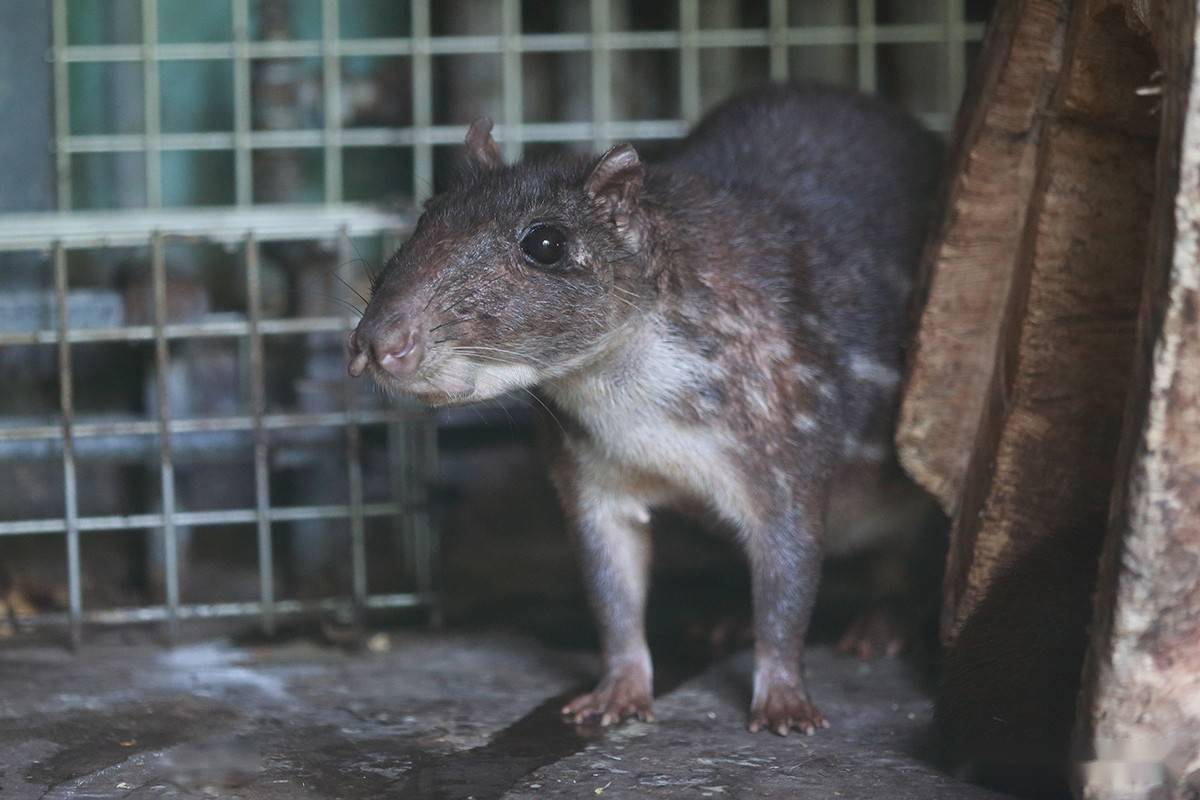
348;119;648;405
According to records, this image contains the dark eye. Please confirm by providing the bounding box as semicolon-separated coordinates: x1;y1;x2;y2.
519;224;567;267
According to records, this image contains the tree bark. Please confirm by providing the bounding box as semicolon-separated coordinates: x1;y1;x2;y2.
1074;1;1200;797
898;0;1067;514
920;0;1160;777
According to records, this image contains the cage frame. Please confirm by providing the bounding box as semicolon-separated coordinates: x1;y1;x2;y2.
3;0;985;646
49;0;984;210
0;206;438;647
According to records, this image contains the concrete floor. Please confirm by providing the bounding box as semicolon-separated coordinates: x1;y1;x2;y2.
0;628;1021;800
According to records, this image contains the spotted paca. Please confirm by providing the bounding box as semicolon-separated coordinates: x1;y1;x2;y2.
349;83;942;735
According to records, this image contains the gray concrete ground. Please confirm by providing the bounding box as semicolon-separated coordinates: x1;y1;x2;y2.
0;629;1019;800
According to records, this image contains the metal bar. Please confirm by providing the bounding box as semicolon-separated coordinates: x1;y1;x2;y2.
15;593;426;629
0;408;420;444
0;204;406;251
678;0;700;122
501;0;523;162
56;24;984;62
51;0;71;210
590;0;611;149
418;412;440;621
141;0;162;207
53;242;83;648
0;317;353;348
150;233;180;641
944;0;967;118
232;0;252;205
381;227;411;602
56;118;697;154
20;0;971;645
768;0;788;81
339;231;368;610
393;413;417;599
386;417;410;596
856;0;877;93
322;0;343;202
0;502;411;538
245;235;274;634
411;0;433;202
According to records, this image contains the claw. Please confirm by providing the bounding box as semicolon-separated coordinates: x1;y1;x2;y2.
562;670;654;729
749;682;827;737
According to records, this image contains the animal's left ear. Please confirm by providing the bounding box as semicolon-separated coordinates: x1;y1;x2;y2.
585;143;643;224
465;117;503;169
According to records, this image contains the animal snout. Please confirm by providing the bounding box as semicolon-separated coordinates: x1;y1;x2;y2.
347;319;426;380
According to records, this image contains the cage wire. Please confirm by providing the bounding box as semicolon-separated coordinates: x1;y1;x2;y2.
0;0;986;646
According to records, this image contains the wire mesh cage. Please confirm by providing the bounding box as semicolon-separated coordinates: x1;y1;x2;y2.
0;210;439;647
45;0;987;210
0;0;988;645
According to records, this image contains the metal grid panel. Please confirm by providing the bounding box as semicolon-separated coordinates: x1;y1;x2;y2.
4;0;986;644
48;0;984;209
0;207;436;646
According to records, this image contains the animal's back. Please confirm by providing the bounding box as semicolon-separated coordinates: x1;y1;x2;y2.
663;83;941;272
662;83;942;515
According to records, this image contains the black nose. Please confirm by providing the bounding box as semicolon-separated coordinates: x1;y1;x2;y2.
348;321;426;379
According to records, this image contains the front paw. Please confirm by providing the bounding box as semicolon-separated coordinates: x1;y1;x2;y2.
561;669;654;727
749;682;828;736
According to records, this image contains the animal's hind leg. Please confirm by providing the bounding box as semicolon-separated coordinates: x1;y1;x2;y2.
828;474;946;659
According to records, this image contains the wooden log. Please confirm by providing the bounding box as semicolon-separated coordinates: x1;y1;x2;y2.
898;0;1068;513
935;0;1158;647
1074;1;1200;796
930;0;1160;779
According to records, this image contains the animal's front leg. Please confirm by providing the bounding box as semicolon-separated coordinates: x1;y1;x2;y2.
746;507;828;736
558;473;655;726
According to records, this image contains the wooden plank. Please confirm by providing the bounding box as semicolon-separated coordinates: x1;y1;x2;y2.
938;0;1158;647
1074;0;1200;796
898;0;1069;513
932;0;1160;777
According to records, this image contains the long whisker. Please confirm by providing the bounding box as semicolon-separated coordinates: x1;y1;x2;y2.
440;347;530;375
333;270;370;306
519;387;566;436
347;237;378;294
437;271;510;316
328;296;365;318
431;360;493;424
448;345;551;369
485;395;519;431
305;289;364;318
429;316;479;334
422;255;501;313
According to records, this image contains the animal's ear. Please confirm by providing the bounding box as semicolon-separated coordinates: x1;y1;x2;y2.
464;117;503;169
585;143;643;223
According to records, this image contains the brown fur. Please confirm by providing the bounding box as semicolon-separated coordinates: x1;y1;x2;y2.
349;83;942;735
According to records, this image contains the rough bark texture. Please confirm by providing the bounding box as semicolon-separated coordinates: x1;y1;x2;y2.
928;0;1161;779
1074;1;1200;797
939;0;1157;647
898;0;1066;513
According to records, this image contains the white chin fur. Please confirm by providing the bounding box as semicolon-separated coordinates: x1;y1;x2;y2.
466;360;540;399
399;356;540;406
